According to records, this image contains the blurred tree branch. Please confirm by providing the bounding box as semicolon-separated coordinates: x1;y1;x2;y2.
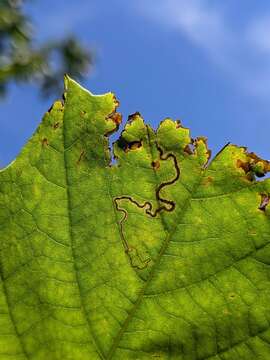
0;0;93;97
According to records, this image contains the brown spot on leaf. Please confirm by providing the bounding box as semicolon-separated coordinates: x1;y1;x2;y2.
237;151;270;179
151;160;160;170
223;308;230;315
259;194;270;211
129;141;142;150
228;292;237;300
77;150;86;165
42;138;48;147
249;152;264;162
53;122;60;130
110;112;122;126
203;176;213;186
236;159;250;173
248;229;257;236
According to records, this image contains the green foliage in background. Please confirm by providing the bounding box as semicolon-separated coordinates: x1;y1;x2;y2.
1;77;270;359
0;0;92;97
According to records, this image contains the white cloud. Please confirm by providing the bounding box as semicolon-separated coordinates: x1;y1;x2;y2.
248;16;270;53
133;0;233;66
140;0;226;49
131;0;270;101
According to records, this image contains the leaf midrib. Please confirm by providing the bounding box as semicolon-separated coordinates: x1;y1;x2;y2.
62;96;104;360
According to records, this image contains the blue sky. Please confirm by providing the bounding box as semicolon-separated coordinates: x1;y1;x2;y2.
1;0;270;166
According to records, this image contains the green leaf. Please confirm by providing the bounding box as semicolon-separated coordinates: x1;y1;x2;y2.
1;77;270;360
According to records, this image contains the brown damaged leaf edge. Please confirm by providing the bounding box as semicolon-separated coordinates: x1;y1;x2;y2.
128;111;141;123
236;150;270;180
114;141;180;270
184;136;212;163
105;95;122;136
151;160;160;170
196;136;212;165
184;144;193;155
114;113;143;152
259;193;270;211
117;138;142;153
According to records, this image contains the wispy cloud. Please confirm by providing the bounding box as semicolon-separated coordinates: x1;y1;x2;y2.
248;16;270;53
130;0;270;101
26;1;95;41
137;0;228;53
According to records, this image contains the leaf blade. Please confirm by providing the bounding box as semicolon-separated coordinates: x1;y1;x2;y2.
1;78;270;359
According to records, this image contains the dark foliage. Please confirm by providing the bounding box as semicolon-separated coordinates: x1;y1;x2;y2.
0;0;93;97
